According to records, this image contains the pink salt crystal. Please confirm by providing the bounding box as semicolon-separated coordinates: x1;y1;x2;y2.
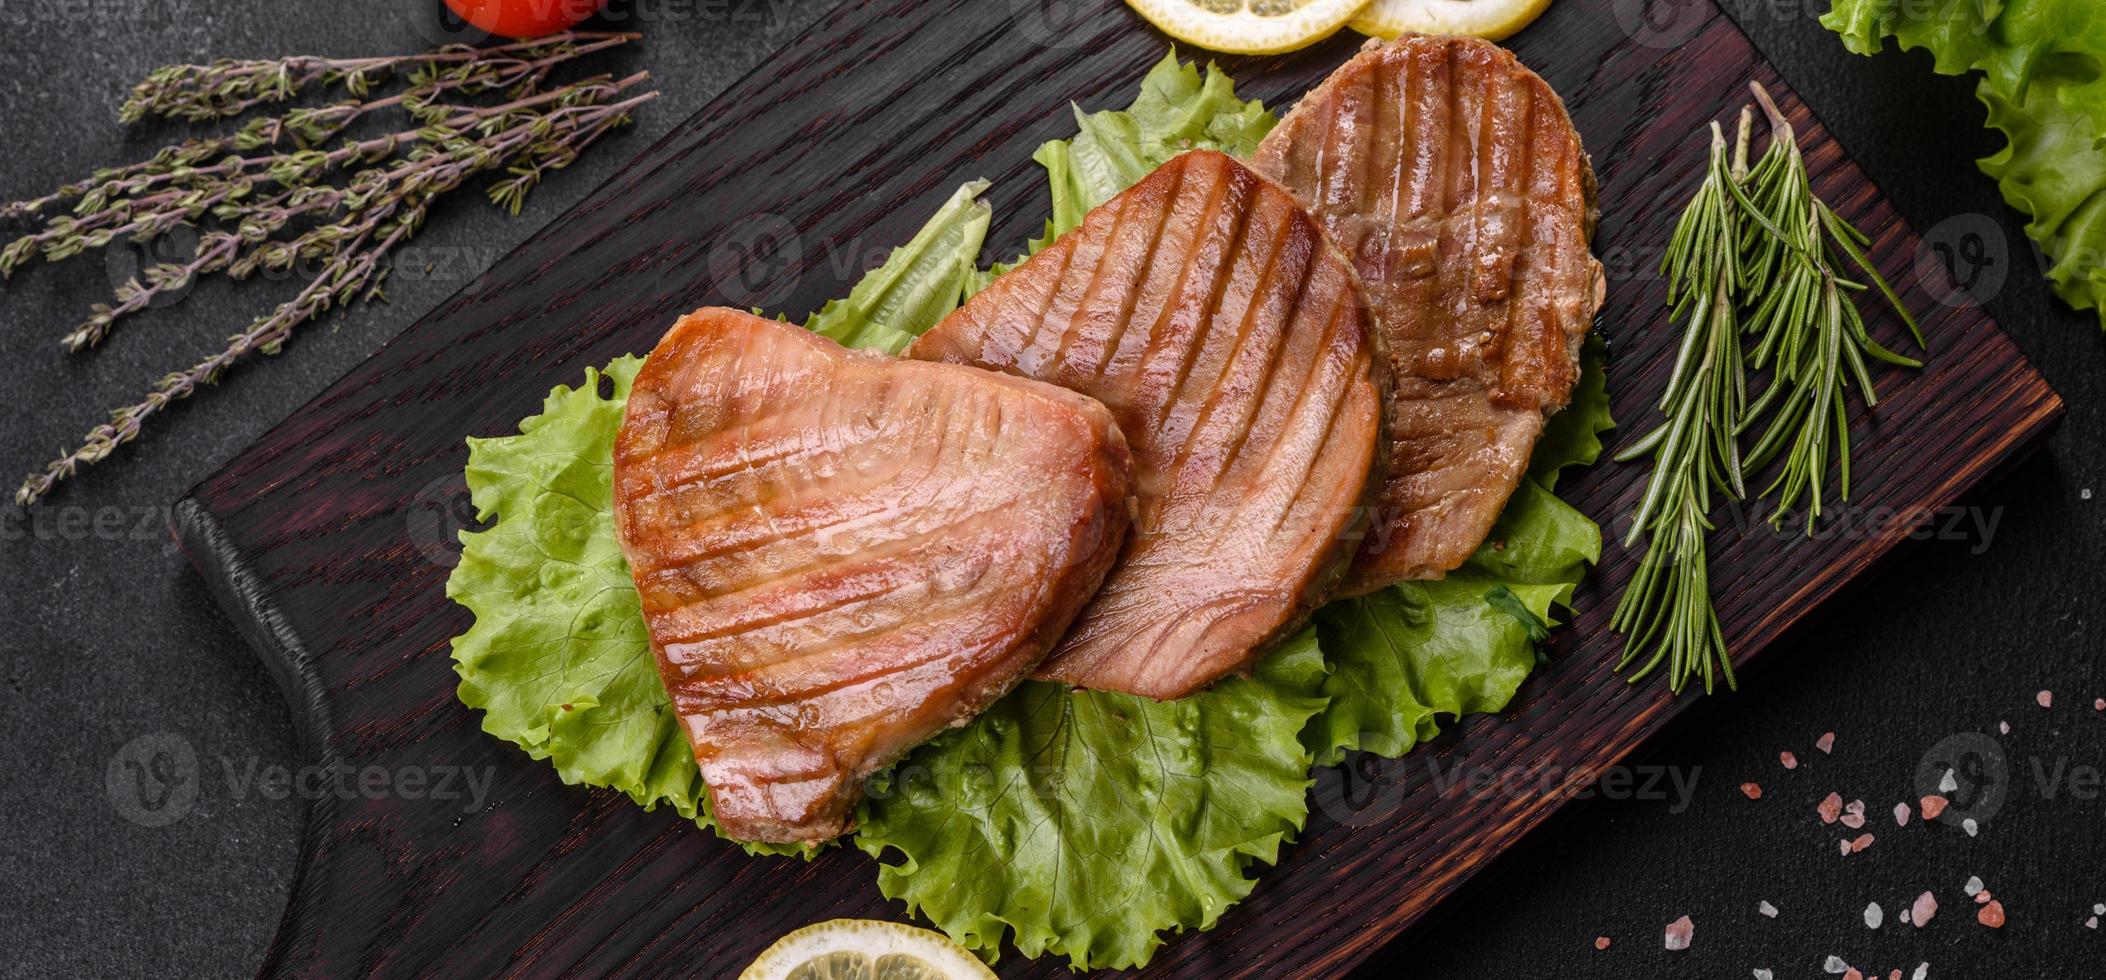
2037;690;2053;708
1839;839;1853;856
1978;899;2006;928
1974;890;1992;905
1912;891;1938;927
2087;916;2099;930
1817;732;1836;754
1843;969;1863;980
1781;751;1799;769
1595;936;1611;950
2095;698;2104;711
1842;799;1867;828
1999;720;2010;734
1664;915;1694;951
1889;972;1903;980
1920;795;1948;820
1741;782;1764;800
1850;833;1876;853
1895;802;1911;826
1819;792;1844;824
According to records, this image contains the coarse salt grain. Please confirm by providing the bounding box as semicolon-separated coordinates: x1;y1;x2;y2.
2094;903;2104;915
1817;731;1836;754
1963;818;1979;837
1921;795;1948;820
1758;900;1778;918
1741;782;1764;800
1866;902;1884;928
1895;802;1912;826
1999;720;2010;734
1595;936;1610;950
1965;875;1983;896
1754;971;1774;980
1978;899;2006;928
1913;891;1938;927
1819;792;1844;824
1825;955;1849;974
1664;915;1693;951
2038;690;2053;708
1939;770;1959;793
1913;964;1929;980
1781;751;1799;769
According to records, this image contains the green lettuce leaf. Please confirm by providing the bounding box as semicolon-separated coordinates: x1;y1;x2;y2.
1028;52;1277;251
855;632;1327;971
808;180;993;353
1306;475;1602;766
1823;0;2106;325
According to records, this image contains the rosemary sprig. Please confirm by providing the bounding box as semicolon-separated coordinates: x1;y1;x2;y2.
1611;84;1928;695
4;40;654;506
1611;122;1744;695
1732;83;1923;527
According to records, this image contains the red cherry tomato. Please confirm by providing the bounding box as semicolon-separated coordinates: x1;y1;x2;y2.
443;0;604;39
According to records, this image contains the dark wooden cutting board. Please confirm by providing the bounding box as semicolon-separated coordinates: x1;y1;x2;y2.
172;0;2062;975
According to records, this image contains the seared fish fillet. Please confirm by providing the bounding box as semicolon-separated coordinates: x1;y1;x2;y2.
1254;34;1604;595
910;150;1383;700
613;309;1133;843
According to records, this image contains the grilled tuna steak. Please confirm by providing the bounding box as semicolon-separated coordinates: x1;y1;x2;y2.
1254;34;1603;595
613;309;1133;843
910;150;1383;700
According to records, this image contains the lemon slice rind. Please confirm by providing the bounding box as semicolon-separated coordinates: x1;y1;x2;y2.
1125;0;1374;56
738;919;996;980
1348;0;1556;42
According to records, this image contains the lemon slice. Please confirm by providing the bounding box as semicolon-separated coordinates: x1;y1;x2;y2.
738;919;996;980
1124;0;1374;55
1349;0;1555;41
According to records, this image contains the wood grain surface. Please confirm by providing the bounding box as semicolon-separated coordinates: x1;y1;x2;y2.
172;0;2063;975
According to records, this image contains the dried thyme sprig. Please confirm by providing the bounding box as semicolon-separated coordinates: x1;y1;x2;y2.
9;68;656;506
1;34;640;223
2;75;638;287
117;32;640;123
